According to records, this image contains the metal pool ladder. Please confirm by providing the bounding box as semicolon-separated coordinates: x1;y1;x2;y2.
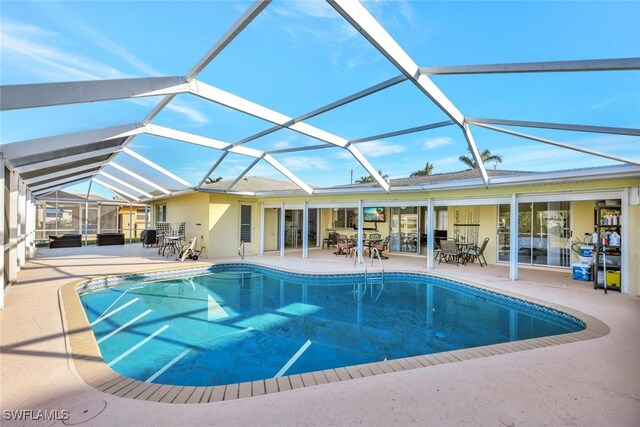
369;247;385;301
352;247;368;301
352;246;385;301
237;241;245;261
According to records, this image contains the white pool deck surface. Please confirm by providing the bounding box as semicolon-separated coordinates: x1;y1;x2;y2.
1;244;639;426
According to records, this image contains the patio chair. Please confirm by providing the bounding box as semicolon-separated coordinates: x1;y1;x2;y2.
466;237;490;267
322;232;338;249
439;239;461;266
371;236;390;260
335;234;353;257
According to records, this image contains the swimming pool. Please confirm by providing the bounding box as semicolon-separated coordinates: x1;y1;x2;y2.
78;264;584;388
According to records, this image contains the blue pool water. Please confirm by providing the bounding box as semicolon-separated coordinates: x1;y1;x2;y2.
79;264;584;387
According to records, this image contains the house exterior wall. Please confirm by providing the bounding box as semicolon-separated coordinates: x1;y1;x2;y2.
153;177;639;295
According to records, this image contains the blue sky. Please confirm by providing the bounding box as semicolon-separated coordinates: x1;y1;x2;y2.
1;1;639;199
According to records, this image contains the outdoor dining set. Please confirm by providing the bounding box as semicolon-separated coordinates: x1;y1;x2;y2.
323;231;489;267
435;237;490;267
323;232;390;259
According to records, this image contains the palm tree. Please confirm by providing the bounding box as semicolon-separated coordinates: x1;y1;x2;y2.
459;148;503;170
356;170;389;184
410;161;435;177
205;176;223;184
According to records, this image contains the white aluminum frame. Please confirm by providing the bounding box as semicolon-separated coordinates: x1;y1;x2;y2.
92;178;140;201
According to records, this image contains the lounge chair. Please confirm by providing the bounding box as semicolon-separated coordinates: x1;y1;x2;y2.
177;237;197;262
466;237;490;267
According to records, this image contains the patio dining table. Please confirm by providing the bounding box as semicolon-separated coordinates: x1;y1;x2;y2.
456;241;473;265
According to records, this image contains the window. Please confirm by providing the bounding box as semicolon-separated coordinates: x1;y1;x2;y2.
155;204;166;223
240;204;252;243
435;207;448;230
333;208;358;228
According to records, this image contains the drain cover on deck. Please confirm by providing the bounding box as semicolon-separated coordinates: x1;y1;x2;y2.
63;400;107;425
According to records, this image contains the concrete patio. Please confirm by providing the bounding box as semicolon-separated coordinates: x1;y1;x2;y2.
1;244;639;426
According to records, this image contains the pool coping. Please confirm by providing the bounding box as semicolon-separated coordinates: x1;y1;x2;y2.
59;261;610;404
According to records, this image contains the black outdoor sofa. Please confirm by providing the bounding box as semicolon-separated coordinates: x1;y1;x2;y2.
97;233;125;246
49;234;82;248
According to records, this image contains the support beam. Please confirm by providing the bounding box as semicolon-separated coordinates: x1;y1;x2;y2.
13;147;118;174
259;203;265;256
0;77;189;111
92;178;140;201
357;199;363;259
98;171;153;198
0;159;4;309
280;203;285;257
108;163;170;195
23;161;106;185
346;145;390;192
146;124;230;151
473;122;640;166
7;171;18;283
426;198;434;270
328;0;465;126
17;180;26;269
192;79;390;190
302;201;309;259
30;171;97;192
420;57;640;75
121;147;191;188
263;155;314;195
509;194;519;281
467;117;640;137
462;124;490;187
197;152;229;189
225;158;262;192
186;1;271;81
350;120;455;144
233;74;407;148
2;123;143;161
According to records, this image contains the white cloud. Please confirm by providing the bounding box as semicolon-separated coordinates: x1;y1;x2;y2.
282;156;331;171
1;18;126;81
164;102;210;126
589;98;615;110
422;137;453;150
356;140;405;157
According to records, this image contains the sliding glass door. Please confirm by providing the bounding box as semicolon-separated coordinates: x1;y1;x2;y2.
498;202;571;267
390;207;419;253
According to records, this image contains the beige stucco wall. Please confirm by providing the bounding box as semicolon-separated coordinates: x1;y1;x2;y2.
151;177;638;294
263;207;279;251
208;195;258;258
571;200;596;263
157;192;210;256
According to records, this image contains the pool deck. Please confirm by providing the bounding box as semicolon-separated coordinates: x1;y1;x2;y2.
1;245;639;426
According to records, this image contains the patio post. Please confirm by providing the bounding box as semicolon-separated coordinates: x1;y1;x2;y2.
510;194;519;280
17;180;25;269
279;202;285;257
302;201;308;259
0;158;4;309
129;203;133;244
427;198;434;269
144;205;149;230
8;170;18;283
357;199;363;262
84;181;92;246
259;203;265;256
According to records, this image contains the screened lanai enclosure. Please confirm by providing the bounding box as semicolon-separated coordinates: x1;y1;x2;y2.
1;0;639;307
